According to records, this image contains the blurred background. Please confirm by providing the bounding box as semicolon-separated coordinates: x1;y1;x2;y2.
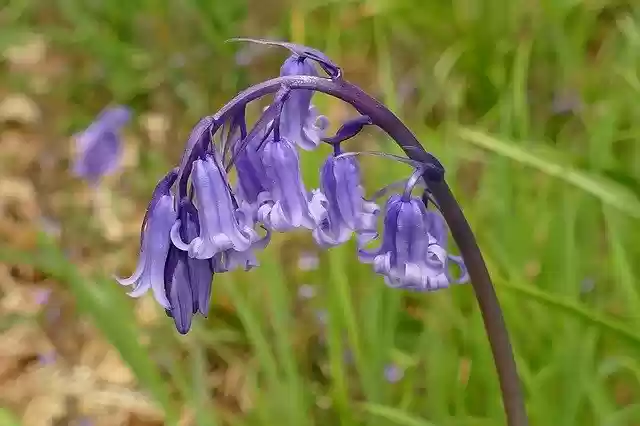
1;0;640;425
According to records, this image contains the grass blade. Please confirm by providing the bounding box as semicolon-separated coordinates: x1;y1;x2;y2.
498;280;640;350
361;403;438;426
457;128;640;218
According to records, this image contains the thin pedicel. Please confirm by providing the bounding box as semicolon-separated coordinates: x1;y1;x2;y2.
117;38;528;426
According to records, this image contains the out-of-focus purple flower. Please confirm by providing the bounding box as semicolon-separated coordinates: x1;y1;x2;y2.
298;284;316;300
297;252;320;271
38;351;57;365
39;216;61;238
344;349;354;365
171;151;260;259
279;55;328;150
581;277;596;294
234;134;272;220
551;89;582;115
116;170;177;309
384;364;404;383
313;154;380;247
34;288;52;305
359;194;467;291
256;136;327;231
315;309;328;325
72;106;131;183
76;417;93;426
164;199;214;334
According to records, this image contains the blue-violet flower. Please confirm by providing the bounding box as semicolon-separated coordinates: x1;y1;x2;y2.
164;199;214;333
279;55;328;150
171;150;260;259
72;106;131;184
256;136;327;231
117;171;177;308
313;153;379;247
359;194;465;291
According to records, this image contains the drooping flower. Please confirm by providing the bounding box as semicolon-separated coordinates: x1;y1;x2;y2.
233;131;272;221
164;199;214;333
117;170;177;308
171;150;260;259
359;193;466;291
256;136;327;231
72;105;131;183
279;55;328;150
313;153;379;247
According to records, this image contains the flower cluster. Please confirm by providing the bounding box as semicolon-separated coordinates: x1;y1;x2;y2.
116;40;468;334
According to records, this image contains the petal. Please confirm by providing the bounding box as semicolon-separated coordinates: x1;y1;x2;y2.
170;220;190;251
188;257;214;316
73;131;122;182
260;137;326;230
145;195;177;308
95;106;132;129
126;195;176;308
358;195;401;263
235;137;269;204
426;210;448;249
190;155;257;258
262;138;304;224
164;248;195;334
223;249;259;271
446;254;469;284
312;221;352;248
333;156;362;229
115;252;146;287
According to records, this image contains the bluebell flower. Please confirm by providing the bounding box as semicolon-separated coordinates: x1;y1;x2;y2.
279;55;328;150
384;364;404;383
256;136;328;231
359;194;466;291
171;150;260;259
164;199;214;334
117;171;177;308
313;154;380;247
233;132;272;221
72;105;131;183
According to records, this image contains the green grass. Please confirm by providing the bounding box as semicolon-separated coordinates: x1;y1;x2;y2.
2;0;640;425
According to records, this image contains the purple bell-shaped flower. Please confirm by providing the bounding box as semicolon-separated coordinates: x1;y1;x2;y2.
256;136;327;231
359;193;467;291
73;105;131;184
164;199;215;333
312;154;379;247
116;170;177;308
171;150;260;259
278;55;328;150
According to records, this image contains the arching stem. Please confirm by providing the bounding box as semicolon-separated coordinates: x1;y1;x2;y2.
207;75;528;426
